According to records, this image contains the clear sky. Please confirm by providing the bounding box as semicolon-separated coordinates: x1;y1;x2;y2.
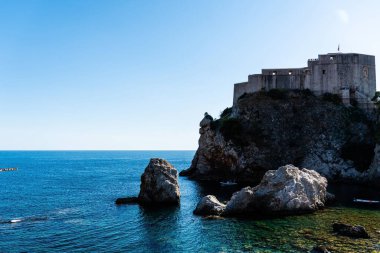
0;0;379;150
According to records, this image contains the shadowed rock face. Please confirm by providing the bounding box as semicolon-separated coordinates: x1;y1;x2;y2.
224;165;328;216
182;91;377;184
138;158;180;205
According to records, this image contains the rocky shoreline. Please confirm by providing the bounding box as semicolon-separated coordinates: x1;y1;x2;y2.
117;157;374;252
116;90;379;251
194;164;332;217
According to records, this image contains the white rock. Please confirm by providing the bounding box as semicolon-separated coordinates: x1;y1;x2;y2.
193;195;226;216
224;187;255;215
224;164;327;215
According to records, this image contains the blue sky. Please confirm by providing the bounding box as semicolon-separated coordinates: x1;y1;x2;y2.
0;0;379;150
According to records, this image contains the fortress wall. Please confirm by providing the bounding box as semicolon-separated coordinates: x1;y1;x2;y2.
262;68;305;75
368;64;376;98
233;53;376;106
261;74;304;90
308;62;339;94
356;55;376;99
233;82;253;104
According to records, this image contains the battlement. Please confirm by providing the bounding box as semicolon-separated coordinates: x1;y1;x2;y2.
233;52;376;110
260;68;307;76
308;53;375;65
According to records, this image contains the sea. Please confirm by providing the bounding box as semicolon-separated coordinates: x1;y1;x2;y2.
1;151;380;253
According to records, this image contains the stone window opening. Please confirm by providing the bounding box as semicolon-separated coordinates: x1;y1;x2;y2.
322;70;326;74
272;71;277;76
288;71;292;75
330;56;334;60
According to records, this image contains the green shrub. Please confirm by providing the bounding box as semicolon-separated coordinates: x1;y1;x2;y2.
374;122;380;144
350;98;358;107
220;107;232;118
267;89;288;100
218;118;248;146
237;92;248;101
371;91;380;113
371;91;380;101
210;119;220;131
246;121;265;146
346;107;369;123
300;89;315;97
322;93;342;105
220;118;241;140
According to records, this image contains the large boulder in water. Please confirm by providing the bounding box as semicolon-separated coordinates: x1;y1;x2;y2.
224;164;328;216
223;187;256;215
193;195;226;216
138;158;180;205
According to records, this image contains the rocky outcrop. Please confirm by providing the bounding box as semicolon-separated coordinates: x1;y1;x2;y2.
325;192;336;205
223;187;255;215
182;91;376;184
368;144;380;183
310;245;331;253
193;195;226;216
332;222;370;238
138;158;180;205
224;165;328;216
116;158;180;206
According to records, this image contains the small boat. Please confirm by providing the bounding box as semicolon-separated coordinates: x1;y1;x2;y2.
353;198;380;205
220;181;238;186
0;168;17;172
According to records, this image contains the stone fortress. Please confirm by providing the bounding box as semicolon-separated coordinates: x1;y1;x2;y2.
233;52;376;110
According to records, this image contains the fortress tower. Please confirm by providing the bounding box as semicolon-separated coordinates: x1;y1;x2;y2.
233;53;376;110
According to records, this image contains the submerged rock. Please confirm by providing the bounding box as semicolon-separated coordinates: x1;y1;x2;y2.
332;222;370;238
193;195;226;216
138;158;180;205
224;164;328;216
310;245;331;253
203;215;225;220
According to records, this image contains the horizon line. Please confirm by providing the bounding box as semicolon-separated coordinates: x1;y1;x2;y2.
0;149;197;151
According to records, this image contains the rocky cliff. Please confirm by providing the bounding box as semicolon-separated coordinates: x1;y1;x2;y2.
181;90;379;185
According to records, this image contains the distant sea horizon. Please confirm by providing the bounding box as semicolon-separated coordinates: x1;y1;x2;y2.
0;149;197;151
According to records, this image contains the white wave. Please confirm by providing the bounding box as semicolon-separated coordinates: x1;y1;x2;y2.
64;218;87;225
54;207;79;215
10;219;22;223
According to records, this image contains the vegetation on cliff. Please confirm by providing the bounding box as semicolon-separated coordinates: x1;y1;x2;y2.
183;89;378;184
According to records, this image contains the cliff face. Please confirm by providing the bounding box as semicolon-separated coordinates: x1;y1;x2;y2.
182;90;378;185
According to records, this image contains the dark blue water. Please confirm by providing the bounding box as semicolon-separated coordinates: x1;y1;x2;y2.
1;151;380;253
